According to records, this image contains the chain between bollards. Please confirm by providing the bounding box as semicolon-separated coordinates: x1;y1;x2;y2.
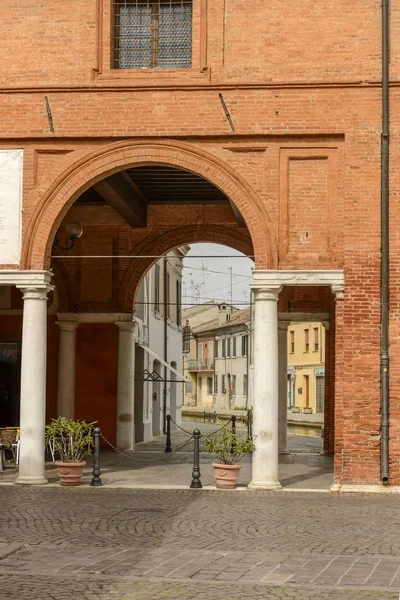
90;427;102;487
190;428;202;489
165;414;172;453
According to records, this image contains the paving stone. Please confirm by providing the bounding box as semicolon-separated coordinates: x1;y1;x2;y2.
1;487;400;598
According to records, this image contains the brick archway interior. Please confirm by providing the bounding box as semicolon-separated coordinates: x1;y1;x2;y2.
24;140;277;271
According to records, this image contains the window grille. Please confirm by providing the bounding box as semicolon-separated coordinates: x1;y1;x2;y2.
114;0;193;69
154;263;160;312
176;280;181;326
166;271;171;318
221;374;226;394
182;324;190;352
214;374;218;394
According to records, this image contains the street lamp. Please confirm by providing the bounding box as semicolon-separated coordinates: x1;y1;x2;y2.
54;221;83;251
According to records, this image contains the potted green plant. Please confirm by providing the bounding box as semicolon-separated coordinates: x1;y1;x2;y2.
204;428;254;489
291;406;301;413
45;417;95;486
303;407;313;414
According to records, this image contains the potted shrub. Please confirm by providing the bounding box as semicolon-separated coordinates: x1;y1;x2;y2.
204;428;254;489
45;417;95;486
291;406;301;413
303;407;313;414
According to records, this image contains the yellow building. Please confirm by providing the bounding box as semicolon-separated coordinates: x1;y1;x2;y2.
287;322;326;414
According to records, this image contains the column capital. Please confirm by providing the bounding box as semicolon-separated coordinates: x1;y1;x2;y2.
115;321;136;333
332;284;344;301
55;320;79;332
18;285;54;301
251;284;282;301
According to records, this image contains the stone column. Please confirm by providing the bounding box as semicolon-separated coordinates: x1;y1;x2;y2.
16;286;52;485
278;321;289;454
321;321;333;455
115;321;136;451
248;285;282;490
56;321;78;419
331;287;345;491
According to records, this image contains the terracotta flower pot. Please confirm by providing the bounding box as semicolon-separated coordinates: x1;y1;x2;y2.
212;463;242;489
55;461;86;486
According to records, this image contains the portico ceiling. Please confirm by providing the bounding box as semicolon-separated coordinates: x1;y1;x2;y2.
75;166;245;228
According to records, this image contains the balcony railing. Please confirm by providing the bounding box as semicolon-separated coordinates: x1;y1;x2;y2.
187;358;214;371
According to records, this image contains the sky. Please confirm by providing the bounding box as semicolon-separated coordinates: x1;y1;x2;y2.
181;243;254;308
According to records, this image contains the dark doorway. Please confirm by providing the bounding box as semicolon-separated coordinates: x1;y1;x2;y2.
0;341;21;427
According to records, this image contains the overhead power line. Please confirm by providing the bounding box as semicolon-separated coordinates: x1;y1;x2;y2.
183;264;252;277
50;254;255;259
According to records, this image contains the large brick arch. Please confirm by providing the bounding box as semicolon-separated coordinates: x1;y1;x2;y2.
120;224;254;312
23;139;278;270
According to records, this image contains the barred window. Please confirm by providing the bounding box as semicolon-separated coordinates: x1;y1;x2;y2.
114;0;193;70
176;280;181;326
154;263;160;312
182;324;190;352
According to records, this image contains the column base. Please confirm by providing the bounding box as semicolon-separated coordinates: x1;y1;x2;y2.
16;475;48;485
330;483;342;492
248;480;282;491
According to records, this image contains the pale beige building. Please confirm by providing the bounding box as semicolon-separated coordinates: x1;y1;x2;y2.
182;303;239;408
287;322;326;413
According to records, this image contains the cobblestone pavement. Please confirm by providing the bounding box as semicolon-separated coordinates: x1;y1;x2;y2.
0;487;399;599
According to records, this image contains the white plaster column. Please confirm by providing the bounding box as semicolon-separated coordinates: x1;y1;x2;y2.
278;321;289;454
16;286;52;485
248;285;282;490
56;321;78;419
115;321;136;451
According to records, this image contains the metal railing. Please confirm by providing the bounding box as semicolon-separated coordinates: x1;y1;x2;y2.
187;358;214;371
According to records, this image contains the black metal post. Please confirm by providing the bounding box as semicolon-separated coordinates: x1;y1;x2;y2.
190;429;202;489
165;414;172;453
90;427;102;487
231;414;237;453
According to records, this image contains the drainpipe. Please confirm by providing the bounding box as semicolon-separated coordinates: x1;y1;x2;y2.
163;256;168;434
381;0;390;484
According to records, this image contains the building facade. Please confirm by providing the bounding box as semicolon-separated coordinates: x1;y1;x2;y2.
134;249;187;441
287;322;326;413
182;302;238;408
0;0;398;490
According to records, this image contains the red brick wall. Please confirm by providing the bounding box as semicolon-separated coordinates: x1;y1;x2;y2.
0;0;395;485
75;324;118;446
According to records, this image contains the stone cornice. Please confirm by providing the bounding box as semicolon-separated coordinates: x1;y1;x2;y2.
252;270;344;296
0;79;391;94
0;270;53;288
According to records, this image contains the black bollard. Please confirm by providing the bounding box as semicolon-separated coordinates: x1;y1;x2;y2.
231;414;237;453
165;414;172;453
190;429;202;489
90;427;102;487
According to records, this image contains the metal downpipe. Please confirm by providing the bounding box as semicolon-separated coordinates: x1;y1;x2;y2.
381;0;390;484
